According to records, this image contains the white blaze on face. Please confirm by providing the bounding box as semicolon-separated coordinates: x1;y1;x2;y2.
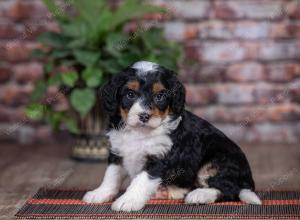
127;101;148;127
127;100;164;129
132;61;158;76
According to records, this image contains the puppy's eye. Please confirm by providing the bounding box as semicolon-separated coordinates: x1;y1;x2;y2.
126;90;137;99
154;92;165;102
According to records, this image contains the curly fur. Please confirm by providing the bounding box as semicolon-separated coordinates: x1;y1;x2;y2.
83;61;261;211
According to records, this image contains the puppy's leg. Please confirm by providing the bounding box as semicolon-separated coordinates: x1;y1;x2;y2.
185;188;221;204
112;171;161;212
167;185;189;199
83;164;126;203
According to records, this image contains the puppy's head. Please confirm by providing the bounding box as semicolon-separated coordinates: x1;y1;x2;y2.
102;61;185;129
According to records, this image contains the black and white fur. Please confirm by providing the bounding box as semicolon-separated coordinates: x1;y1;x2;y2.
83;61;261;211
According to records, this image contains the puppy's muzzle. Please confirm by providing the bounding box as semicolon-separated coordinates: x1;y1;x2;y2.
139;112;150;123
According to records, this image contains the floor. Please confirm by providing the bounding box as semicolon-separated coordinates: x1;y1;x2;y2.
0;142;299;219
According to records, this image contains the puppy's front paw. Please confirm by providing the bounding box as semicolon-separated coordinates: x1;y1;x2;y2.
83;189;115;203
111;193;145;212
185;188;220;204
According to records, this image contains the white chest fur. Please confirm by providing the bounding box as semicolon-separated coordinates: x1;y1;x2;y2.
107;117;181;179
107;127;172;179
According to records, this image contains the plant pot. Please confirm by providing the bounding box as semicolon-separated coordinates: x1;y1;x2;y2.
71;98;110;162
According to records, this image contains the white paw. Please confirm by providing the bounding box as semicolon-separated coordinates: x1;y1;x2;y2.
185;188;220;204
111;193;145;212
83;189;115;203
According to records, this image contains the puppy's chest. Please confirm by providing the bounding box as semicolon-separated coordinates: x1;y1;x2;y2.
108;129;173;178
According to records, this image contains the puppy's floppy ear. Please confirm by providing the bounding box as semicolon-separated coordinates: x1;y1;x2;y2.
101;73;127;116
170;73;186;115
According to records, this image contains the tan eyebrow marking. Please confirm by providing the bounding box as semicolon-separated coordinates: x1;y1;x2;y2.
127;80;140;91
152;82;165;93
151;106;170;120
120;107;128;120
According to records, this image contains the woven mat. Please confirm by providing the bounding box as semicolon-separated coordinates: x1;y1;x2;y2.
15;189;300;219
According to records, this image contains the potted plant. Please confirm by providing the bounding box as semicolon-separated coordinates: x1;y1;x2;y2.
26;0;182;161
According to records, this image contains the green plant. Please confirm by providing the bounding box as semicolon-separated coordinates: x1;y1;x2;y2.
26;0;182;134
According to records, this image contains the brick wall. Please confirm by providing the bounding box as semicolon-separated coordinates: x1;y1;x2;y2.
0;0;300;144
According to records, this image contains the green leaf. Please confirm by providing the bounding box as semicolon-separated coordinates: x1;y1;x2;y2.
72;0;108;23
67;38;86;49
117;52;140;68
141;27;163;50
25;103;45;120
31;49;47;59
42;0;69;22
82;68;103;88
46;111;64;130
61;72;78;87
94;10;114;35
31;80;47;102
49;50;71;59
100;59;123;74
65;117;79;134
48;74;62;86
45;62;54;73
73;50;100;67
61;21;87;38
109;0;165;31
105;33;129;56
38;32;69;48
70;88;96;117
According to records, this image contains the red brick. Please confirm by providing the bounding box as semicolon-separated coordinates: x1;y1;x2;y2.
245;123;298;143
234;21;270;39
13;62;43;84
226;62;265;82
216;84;255;105
198;21;233;39
214;0;284;20
0;20;23;38
6;0;49;20
199;42;260;63
213;123;248;142
267;63;300;82
185;84;216;106
184;24;199;40
287;22;300;38
270;22;290;38
214;123;299;143
0;84;33;107
0;63;12;83
253;83;290;104
0;0;15;17
290;79;300;103
164;21;198;41
198;21;300;39
200;42;247;63
23;21;60;40
258;41;300;61
164;21;185;41
180;63;226;83
184;43;200;61
160;0;211;20
0;105;16;122
0;41;42;62
193;104;300;123
286;0;300;19
271;21;300;39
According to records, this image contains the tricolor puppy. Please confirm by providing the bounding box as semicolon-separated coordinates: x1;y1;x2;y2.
83;61;261;211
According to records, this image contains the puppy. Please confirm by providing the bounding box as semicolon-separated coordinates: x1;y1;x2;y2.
83;61;261;211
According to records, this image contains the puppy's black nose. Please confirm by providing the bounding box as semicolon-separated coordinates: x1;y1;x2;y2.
139;113;150;123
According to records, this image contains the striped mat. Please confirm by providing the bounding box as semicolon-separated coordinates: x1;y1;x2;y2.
15;189;300;219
